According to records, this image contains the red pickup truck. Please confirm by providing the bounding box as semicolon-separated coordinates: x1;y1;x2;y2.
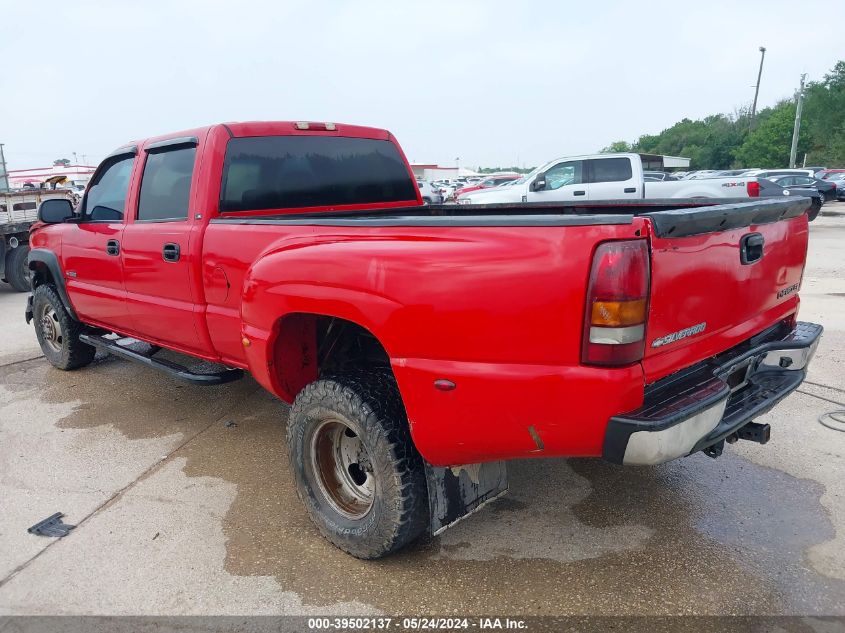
26;121;821;558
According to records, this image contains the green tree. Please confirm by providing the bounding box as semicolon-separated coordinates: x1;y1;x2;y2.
733;102;805;168
601;140;633;153
597;60;845;169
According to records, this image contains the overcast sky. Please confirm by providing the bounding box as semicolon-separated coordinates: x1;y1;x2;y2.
1;0;841;171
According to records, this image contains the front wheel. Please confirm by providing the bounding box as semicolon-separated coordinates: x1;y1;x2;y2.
32;284;96;370
287;370;429;558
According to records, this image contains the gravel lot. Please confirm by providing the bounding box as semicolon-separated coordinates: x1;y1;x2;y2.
1;204;844;617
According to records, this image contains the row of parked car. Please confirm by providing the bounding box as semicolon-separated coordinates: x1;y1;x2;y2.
416;162;843;212
656;167;844;203
416;174;521;204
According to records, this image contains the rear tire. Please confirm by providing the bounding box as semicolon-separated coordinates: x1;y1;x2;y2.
32;284;96;370
5;245;31;292
287;369;429;558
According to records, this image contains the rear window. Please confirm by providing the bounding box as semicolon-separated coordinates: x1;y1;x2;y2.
220;136;417;212
588;157;633;183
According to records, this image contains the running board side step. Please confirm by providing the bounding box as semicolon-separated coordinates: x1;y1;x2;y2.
79;334;244;386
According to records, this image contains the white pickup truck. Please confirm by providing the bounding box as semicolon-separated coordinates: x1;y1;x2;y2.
456;153;759;204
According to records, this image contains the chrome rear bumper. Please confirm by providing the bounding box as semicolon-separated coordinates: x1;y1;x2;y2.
603;322;822;466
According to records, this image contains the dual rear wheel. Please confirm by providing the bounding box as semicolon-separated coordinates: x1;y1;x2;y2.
287;369;429;558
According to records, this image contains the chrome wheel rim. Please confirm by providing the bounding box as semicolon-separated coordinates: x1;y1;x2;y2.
310;419;375;519
39;304;63;353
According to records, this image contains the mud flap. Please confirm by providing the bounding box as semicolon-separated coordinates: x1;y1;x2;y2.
425;461;508;536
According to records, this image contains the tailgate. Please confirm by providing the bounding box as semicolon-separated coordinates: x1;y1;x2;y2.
641;199;810;383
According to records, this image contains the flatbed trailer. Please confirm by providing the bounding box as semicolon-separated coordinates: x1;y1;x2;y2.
1;189;73;291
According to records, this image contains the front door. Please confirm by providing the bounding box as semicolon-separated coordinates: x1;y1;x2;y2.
62;152;136;330
120;140;204;353
526;159;587;202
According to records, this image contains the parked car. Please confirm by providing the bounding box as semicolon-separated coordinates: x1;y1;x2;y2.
27;121;821;559
643;171;678;181
681;170;718;180
707;169;753;178
743;169;817;179
757;177;822;220
817;174;845;201
438;182;461;201
454;174;521;200
818;169;845;180
767;174;837;202
457;154;769;204
416;180;443;204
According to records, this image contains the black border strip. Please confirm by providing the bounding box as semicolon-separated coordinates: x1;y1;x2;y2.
641;197;809;237
145;136;199;151
211;213;635;227
103;144;138;160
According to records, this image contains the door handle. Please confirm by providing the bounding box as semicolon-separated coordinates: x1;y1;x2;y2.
740;233;764;265
106;240;120;256
624;187;637;193
574;190;586;196
162;243;181;262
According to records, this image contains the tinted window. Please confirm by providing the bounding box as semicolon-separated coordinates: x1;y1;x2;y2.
220;136;417;212
12;201;37;211
588;157;633;183
138;146;196;221
543;160;583;189
83;155;134;221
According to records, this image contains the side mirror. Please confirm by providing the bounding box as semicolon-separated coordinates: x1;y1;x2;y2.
531;176;546;192
38;198;74;224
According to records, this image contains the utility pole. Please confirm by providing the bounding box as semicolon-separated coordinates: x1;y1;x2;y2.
789;73;807;168
0;143;9;192
750;46;766;129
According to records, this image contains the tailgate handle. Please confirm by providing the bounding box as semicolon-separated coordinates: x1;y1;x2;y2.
740;233;764;265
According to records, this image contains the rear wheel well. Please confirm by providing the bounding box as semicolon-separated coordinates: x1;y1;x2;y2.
272;313;391;400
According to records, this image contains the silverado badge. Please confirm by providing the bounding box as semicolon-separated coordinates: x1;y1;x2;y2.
651;322;707;348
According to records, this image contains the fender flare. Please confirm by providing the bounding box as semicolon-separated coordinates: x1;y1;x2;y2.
27;248;78;321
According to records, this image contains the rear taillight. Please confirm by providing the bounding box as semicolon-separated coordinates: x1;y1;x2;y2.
747;180;760;197
582;240;650;366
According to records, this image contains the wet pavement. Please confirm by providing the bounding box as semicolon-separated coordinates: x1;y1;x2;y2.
1;205;844;616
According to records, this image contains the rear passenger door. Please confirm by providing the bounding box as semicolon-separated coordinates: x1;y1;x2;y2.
120;138;205;353
525;159;587;201
586;157;639;200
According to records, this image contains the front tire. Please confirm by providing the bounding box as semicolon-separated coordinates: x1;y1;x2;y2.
287;370;429;558
5;245;31;292
32;284;96;370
